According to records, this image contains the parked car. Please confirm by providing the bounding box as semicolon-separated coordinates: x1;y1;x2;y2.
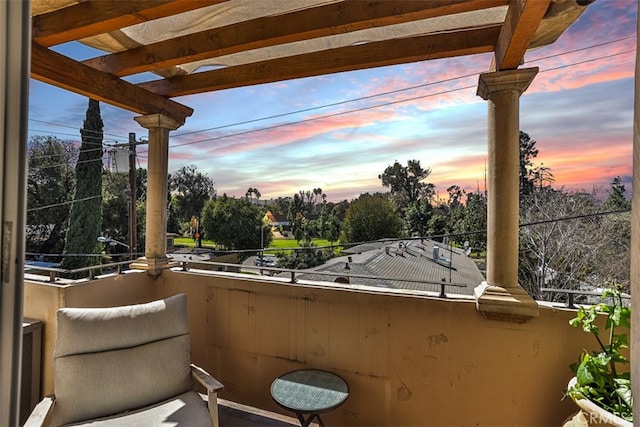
254;256;276;267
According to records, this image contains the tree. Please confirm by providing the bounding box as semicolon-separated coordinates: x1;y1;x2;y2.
168;164;216;224
342;193;403;243
605;176;631;211
404;198;433;237
292;188;325;216
518;188;628;300
595;177;631;289
287;193;305;235
531;163;555;191
428;205;451;241
286;188;326;240
245;187;262;204
379;160;435;212
265;196;292;216
136;167;148;202
276;241;333;270
200;195;271;252
322;213;341;243
450;191;487;251
292;212;309;243
26;136;76;255
446;185;464;210
519;131;539;197
62;98;104;272
167;194;182;234
101;170;130;253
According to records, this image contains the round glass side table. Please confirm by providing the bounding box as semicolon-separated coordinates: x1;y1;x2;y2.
270;369;349;427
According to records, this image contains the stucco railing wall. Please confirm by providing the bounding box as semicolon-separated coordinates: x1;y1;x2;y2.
154;269;595;426
24;269;598;425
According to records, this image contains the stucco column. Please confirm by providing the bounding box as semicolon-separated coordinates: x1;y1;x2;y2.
130;114;181;276
474;68;539;322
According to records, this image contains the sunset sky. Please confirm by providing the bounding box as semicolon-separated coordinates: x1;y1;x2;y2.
28;0;637;203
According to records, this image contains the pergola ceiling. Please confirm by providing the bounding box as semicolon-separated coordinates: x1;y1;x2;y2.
30;0;592;125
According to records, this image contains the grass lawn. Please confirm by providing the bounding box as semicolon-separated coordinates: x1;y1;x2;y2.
173;236;341;254
174;237;215;247
265;239;340;254
268;239;335;249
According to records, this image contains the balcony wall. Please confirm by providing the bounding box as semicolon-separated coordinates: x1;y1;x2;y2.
25;269;598;426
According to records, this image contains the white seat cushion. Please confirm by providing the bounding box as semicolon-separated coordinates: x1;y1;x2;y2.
52;294;193;426
64;391;213;427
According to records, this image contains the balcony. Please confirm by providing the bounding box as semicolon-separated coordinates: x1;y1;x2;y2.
23;266;596;426
5;1;637;425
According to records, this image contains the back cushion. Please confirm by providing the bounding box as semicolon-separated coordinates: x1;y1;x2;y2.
52;294;193;426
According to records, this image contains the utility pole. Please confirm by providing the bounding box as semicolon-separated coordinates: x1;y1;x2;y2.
128;132;137;259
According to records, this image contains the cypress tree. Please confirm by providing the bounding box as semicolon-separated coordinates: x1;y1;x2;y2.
62;98;104;273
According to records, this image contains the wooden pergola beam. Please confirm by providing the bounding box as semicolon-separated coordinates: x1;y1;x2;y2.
139;26;500;97
83;0;507;77
493;0;551;71
33;0;227;47
31;42;193;123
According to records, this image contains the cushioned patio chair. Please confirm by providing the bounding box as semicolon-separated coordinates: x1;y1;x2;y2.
25;294;223;427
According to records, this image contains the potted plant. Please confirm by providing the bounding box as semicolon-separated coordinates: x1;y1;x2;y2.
563;288;632;427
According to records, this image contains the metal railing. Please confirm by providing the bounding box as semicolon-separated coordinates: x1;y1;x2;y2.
27;260;632;305
25;260;133;282
24;258;469;298
540;287;631;309
177;259;468;299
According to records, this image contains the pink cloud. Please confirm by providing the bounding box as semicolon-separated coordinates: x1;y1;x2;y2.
169;106;402;158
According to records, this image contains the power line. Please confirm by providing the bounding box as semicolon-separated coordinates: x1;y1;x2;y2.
520;208;630;228
29;118;128;140
29;146;104;161
541;49;635;73
29;155;108;171
25;37;635;175
528;35;634;62
170;47;634;150
28;129;120;147
28;142;132;167
29;142;134;169
26;36;634;154
172;71;481;138
171;36;635;140
171;84;475;148
27;194;103;212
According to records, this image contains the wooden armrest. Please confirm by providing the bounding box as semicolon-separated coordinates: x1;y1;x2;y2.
191;364;223;427
191;363;224;392
24;395;55;427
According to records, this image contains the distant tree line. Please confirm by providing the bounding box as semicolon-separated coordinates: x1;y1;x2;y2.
26;113;631;298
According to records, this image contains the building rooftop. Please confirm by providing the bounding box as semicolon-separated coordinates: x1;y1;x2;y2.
293;239;483;296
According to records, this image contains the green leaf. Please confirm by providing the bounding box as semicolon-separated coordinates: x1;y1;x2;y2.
614;378;633;404
575;357;596;384
567;287;633;423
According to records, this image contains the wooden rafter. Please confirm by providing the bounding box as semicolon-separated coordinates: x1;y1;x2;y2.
31;42;193;123
28;0;589;117
139;26;500;97
33;0;227;47
83;0;507;77
493;0;552;71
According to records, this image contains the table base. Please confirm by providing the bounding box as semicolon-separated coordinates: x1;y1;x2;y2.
295;412;324;427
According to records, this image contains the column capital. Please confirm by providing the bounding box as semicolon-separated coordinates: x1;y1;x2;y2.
477;67;539;101
134;113;182;130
